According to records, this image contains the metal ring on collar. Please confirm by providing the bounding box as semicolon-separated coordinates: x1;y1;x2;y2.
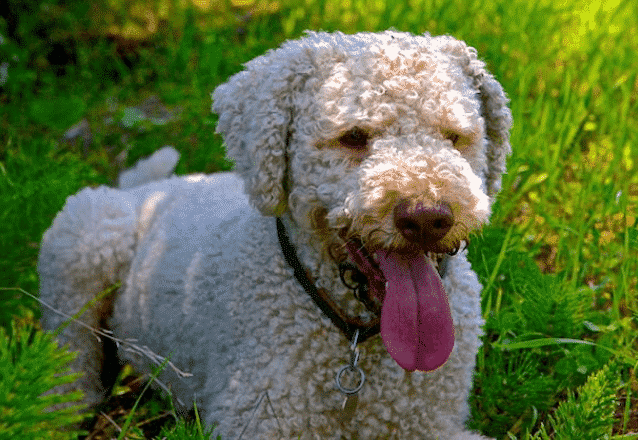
336;365;366;395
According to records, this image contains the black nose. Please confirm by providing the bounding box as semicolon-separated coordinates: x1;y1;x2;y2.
394;201;454;245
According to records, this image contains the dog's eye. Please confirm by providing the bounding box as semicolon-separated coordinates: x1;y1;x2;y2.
338;127;370;150
443;131;461;146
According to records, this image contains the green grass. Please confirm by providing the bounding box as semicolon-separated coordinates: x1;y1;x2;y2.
1;0;637;438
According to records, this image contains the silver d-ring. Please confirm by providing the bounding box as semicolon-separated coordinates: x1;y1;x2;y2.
336;365;365;395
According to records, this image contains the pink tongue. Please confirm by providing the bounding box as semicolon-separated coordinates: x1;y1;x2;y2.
376;251;455;372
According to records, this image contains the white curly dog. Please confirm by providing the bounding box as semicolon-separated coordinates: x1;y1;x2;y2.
39;30;511;439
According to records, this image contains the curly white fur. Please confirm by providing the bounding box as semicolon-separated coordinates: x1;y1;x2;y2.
39;30;511;439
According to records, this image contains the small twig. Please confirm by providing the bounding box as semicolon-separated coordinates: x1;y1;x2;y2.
8;287;193;391
237;391;285;440
100;411;122;433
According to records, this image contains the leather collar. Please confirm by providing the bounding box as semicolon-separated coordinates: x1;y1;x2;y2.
276;218;380;343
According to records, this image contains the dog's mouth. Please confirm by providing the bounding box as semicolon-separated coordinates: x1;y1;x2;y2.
344;240;454;372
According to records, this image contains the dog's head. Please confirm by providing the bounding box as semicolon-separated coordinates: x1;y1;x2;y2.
214;31;510;215
214;30;511;371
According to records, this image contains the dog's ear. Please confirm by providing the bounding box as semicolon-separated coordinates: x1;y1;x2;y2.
437;36;513;196
213;46;307;216
475;68;512;196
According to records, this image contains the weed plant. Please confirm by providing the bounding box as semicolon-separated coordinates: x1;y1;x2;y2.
0;322;87;438
1;0;637;438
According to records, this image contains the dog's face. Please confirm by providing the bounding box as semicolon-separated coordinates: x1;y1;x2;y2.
214;31;511;371
286;35;492;256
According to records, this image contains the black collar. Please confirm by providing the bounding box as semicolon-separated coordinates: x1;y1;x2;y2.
276;218;380;343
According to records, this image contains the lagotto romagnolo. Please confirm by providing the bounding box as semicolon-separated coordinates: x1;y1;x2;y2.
39;30;511;439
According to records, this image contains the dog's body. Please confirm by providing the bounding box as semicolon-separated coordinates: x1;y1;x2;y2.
39;31;511;439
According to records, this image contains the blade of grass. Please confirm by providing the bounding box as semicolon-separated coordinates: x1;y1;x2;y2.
497;337;629;361
481;225;513;318
118;354;173;440
54;282;121;337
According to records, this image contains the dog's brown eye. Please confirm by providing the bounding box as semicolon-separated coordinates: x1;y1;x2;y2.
338;127;370;150
443;131;461;146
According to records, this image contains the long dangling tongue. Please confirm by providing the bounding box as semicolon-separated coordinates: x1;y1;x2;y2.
376;251;454;371
345;242;455;371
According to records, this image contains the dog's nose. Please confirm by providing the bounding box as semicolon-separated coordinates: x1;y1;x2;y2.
394;201;454;245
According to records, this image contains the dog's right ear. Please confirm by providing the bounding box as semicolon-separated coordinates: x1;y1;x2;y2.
213;44;311;217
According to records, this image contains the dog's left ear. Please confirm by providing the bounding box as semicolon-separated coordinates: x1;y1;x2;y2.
438;37;513;196
475;66;513;196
